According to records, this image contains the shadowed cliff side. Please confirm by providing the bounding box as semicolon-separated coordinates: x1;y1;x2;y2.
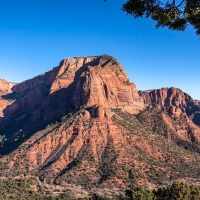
0;55;200;197
139;88;200;126
0;54;144;155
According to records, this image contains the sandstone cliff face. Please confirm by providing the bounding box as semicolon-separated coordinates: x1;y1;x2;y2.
1;55;200;196
0;54;144;147
0;79;12;95
0;79;16;118
195;100;200;106
1;106;200;195
139;88;200;126
73;55;144;114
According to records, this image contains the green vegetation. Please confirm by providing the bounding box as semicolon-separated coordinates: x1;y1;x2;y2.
105;0;200;37
0;178;70;200
97;137;118;183
125;186;155;200
154;182;200;200
111;107;200;182
46;104;87;128
124;182;200;200
0;135;7;147
0;178;199;199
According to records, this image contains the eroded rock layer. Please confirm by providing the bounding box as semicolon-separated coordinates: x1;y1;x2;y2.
0;79;13;95
0;55;200;197
139;88;200;126
0;79;16;118
1;106;200;195
0;54;144;152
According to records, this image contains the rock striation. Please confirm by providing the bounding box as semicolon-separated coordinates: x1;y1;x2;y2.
139;87;200;126
0;54;144;143
0;79;12;95
195;100;200;106
0;55;200;197
0;79;16;118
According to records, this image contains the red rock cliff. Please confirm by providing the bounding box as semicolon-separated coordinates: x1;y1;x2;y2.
0;54;144;134
0;56;200;196
0;79;16;118
0;78;12;94
139;87;200;125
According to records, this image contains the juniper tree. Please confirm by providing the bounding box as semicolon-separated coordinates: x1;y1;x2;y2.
105;0;200;37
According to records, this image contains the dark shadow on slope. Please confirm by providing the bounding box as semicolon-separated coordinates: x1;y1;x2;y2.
193;112;200;126
0;56;102;156
112;108;200;180
136;107;200;154
53;143;95;184
97;136;118;184
40;133;78;170
2;88;32;101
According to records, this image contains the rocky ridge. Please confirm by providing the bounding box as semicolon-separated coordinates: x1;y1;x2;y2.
0;79;16;118
0;55;200;197
139;88;200;126
0;78;15;95
195;100;200;106
0;54;144;153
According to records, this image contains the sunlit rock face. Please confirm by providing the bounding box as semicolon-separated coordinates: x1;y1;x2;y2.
139;87;200;126
0;79;16;118
0;78;13;94
72;54;144;114
0;54;144;133
1;55;200;196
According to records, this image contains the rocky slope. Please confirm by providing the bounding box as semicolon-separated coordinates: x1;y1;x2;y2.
0;79;16;119
0;54;144;153
195;100;200;106
0;79;15;95
0;55;200;197
1;105;200;196
139;88;200;126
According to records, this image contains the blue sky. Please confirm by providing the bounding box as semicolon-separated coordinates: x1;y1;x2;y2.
0;0;199;99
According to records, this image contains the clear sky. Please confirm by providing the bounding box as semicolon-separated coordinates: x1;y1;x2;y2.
0;0;199;99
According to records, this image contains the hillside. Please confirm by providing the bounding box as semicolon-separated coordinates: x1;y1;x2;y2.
0;54;200;197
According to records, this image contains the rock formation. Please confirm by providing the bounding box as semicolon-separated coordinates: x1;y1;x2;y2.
0;78;12;95
0;54;144;151
0;79;16;118
0;55;200;197
139;87;200;126
195;100;200;106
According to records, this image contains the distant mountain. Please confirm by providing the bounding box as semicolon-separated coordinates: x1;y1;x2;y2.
139;88;200;126
0;55;200;197
195;100;200;106
0;79;16;95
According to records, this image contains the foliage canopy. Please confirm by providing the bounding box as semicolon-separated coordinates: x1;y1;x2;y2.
105;0;200;36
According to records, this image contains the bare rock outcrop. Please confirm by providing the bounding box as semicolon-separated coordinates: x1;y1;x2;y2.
73;55;144;114
194;100;200;106
0;79;12;94
0;79;17;118
139;87;200;125
0;55;200;195
0;54;144;137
